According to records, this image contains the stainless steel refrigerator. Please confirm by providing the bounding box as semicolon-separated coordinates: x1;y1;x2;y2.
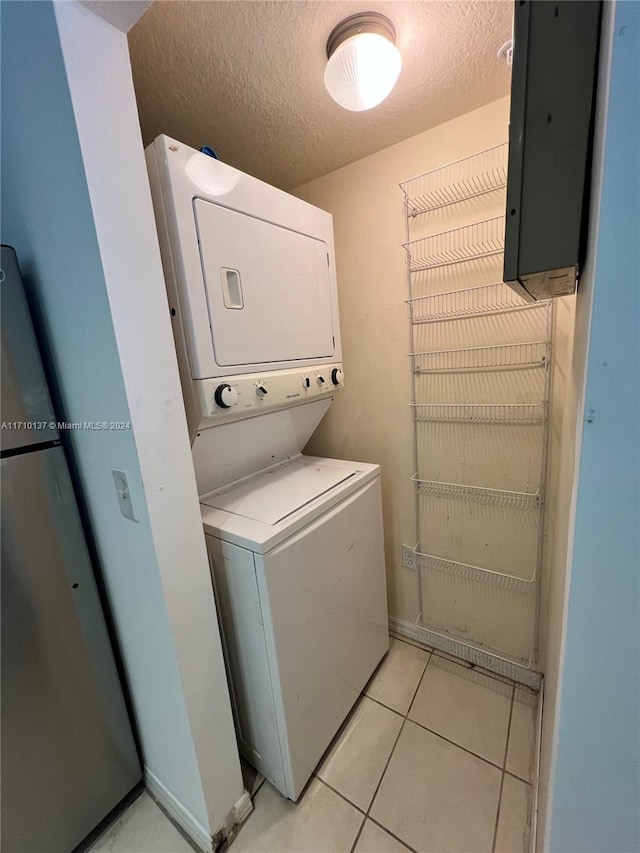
1;246;141;852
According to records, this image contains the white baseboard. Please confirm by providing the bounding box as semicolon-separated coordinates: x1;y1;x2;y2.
232;790;253;825
531;679;544;853
145;768;254;853
145;767;213;853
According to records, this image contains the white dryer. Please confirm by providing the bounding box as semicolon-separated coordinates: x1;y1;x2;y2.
146;136;388;800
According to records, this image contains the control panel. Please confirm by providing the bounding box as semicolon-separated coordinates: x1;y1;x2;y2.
195;363;344;427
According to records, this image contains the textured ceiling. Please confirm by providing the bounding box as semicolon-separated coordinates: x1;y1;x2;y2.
129;1;512;190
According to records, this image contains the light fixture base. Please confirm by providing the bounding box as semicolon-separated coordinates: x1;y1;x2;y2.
497;38;513;68
326;11;396;59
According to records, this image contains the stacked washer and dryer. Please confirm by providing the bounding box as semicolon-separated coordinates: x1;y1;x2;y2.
146;136;389;801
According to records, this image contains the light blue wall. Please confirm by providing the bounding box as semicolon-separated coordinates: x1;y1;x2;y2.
0;0;209;828
548;3;640;851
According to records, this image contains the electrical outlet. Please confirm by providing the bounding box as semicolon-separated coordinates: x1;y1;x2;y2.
402;544;416;571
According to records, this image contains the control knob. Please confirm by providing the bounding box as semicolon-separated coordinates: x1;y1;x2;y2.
331;368;344;386
214;383;238;409
302;376;311;389
256;385;268;398
316;375;326;386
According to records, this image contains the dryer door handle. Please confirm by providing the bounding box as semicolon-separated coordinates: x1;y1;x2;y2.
221;268;244;309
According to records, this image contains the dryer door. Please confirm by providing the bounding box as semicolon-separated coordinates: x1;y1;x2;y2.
195;200;336;370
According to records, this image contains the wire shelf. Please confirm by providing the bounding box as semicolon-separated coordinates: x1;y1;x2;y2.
400;143;509;217
407;282;545;322
411;402;546;424
415;549;536;594
412;475;541;510
411;342;549;373
414;619;535;673
404;217;505;272
397;621;541;686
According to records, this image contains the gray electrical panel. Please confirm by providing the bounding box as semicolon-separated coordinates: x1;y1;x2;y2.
503;1;602;301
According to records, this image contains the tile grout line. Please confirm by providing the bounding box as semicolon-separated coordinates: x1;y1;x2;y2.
503;685;516;771
317;764;417;853
247;637;530;852
313;777;367;853
358;650;434;848
365;814;420;853
492;684;516;853
313;764;450;853
493;771;507;852
320;646;434;853
364;692;411;719
266;642;526;853
409;719;503;773
370;647;516;784
347;813;368;853
320;653;430;853
407;715;510;774
316;776;366;818
505;769;534;786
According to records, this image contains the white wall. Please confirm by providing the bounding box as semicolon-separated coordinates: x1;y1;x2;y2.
535;6;615;839
541;3;640;850
294;99;511;623
1;2;245;846
294;98;574;662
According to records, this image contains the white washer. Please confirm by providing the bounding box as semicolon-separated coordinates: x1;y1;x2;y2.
201;455;387;800
146;136;389;801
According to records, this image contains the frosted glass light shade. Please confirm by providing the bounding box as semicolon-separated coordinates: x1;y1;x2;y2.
324;32;402;112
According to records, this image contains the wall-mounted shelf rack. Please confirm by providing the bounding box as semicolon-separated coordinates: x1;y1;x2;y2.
400;143;508;217
406;282;534;322
414;549;536;594
411;475;541;511
403;216;505;272
400;144;553;679
411;402;546;424
410;342;549;373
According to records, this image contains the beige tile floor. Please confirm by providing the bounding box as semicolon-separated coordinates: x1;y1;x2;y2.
90;638;538;853
88;792;194;853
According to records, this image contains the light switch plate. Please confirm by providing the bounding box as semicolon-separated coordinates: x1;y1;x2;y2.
112;468;138;523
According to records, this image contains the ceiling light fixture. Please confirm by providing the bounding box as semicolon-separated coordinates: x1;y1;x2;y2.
497;39;513;68
324;12;402;112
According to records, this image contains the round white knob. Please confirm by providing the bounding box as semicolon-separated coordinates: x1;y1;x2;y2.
316;375;326;386
214;384;238;409
331;368;344;386
256;384;268;398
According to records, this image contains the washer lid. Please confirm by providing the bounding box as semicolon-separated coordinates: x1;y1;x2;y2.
201;458;358;525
